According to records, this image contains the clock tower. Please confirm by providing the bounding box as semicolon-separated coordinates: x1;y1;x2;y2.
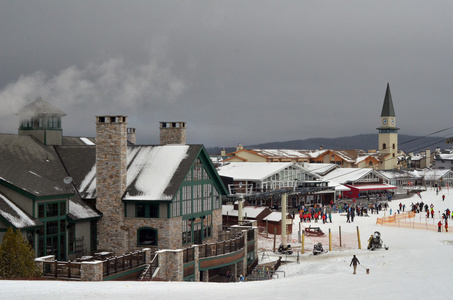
377;83;399;169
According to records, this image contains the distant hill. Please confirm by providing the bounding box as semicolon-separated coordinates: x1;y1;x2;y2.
206;134;450;155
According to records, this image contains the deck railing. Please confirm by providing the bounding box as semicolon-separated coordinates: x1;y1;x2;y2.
43;260;82;279
42;250;147;280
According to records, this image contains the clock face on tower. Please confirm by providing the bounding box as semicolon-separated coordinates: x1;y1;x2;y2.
382;118;388;125
391;118;395;125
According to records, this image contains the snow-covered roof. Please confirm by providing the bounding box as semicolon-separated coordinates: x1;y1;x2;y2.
217;162;306;181
327;180;351;191
436;153;453;161
222;205;269;219
262;212;291;222
79;137;95;145
80;145;192;201
124;145;189;200
346;184;397;190
0;192;42;229
304;163;339;176
410;169;452;181
322;168;374;184
69;198;101;220
376;169;419;180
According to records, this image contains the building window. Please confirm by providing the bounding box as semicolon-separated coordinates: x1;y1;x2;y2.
382;143;387;150
37;200;67;260
392;144;396;149
135;203;159;218
138;228;157;246
48;116;61;128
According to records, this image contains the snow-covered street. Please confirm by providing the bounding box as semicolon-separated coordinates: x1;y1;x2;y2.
1;187;452;300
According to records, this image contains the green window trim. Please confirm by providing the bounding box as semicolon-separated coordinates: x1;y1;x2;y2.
135;203;159;218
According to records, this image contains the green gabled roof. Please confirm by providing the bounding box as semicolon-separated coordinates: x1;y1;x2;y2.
381;83;396;117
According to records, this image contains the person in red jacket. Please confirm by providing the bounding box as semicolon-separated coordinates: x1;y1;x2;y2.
438;221;442;232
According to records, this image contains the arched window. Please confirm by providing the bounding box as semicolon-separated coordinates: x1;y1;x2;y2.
382;143;387;150
137;227;158;246
369;161;373;166
392;144;396;149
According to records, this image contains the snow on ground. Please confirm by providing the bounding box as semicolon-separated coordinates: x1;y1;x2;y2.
1;187;452;300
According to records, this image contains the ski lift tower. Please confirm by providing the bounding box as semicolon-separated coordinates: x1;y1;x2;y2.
228;182;253;225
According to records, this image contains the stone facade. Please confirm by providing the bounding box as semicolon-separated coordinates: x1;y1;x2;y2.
95;116;128;254
157;250;184;281
159;122;186;145
80;261;104;281
124;216;183;251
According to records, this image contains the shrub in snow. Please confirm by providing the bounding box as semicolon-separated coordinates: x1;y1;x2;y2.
0;227;41;279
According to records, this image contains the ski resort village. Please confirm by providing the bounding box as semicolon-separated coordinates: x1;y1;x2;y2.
0;84;452;299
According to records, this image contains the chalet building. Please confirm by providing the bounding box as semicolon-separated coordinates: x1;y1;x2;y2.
409;169;453;188
0;99;101;260
261;212;293;235
222;205;272;228
217;162;332;208
322;168;397;200
224;148;384;169
432;148;453;170
0;98;228;261
403;150;433;169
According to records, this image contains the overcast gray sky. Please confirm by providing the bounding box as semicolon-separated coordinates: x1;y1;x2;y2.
1;1;453;147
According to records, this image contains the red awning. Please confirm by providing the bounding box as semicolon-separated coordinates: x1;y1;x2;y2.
345;184;397;191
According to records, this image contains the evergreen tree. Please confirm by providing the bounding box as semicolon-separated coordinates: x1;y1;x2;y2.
0;227;40;279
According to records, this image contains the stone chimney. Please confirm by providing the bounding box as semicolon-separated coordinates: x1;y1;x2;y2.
159;122;186;145
236;144;244;152
127;128;136;145
95;115;128;254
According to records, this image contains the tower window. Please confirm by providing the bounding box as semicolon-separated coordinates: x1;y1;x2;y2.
392;144;396;149
382;143;387;150
48;116;60;128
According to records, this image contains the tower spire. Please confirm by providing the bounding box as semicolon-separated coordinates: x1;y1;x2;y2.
381;83;395;117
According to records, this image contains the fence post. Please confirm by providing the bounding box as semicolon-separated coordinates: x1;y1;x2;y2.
68;260;72;279
54;260;58;278
329;229;332;252
339;226;342;247
301;230;305;254
273;228;277;253
356;226;361;249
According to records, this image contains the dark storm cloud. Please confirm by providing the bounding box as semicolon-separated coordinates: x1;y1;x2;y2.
1;1;453;147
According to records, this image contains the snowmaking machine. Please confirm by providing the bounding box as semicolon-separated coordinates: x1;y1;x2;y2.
278;244;293;255
367;231;389;250
313;242;327;255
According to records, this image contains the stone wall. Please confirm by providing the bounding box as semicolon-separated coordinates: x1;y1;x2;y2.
124;216;182;251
